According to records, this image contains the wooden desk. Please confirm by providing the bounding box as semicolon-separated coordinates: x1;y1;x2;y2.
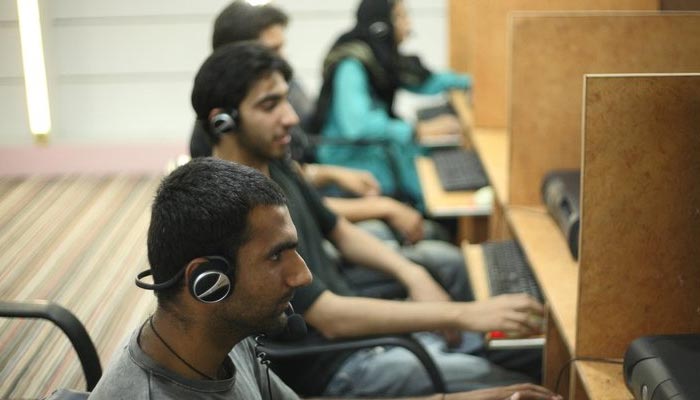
449;90;474;148
415;157;490;243
576;362;630;400
471;129;509;205
461;241;489;301
451;91;508;203
451;91;512;240
415;157;491;218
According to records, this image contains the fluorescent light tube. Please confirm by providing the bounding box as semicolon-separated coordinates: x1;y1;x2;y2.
17;0;51;138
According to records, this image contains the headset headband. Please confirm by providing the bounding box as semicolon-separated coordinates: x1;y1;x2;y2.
135;267;186;291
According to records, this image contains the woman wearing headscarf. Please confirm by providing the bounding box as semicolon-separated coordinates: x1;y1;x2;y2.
310;0;472;210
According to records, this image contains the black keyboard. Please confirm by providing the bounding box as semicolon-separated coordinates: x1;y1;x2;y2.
417;102;456;121
481;240;543;302
431;149;488;191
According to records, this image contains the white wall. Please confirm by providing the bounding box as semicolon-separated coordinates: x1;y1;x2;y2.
0;0;448;148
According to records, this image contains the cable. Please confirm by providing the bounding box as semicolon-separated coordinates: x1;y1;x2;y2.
555;356;623;394
149;316;216;380
255;334;274;400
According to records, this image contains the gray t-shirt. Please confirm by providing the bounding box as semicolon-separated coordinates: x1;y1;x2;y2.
89;328;299;400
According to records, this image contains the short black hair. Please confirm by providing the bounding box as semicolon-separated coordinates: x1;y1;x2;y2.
212;0;289;50
147;157;286;305
191;42;293;132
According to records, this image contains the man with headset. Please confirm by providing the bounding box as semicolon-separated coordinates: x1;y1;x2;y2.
89;159;557;400
190;1;384;202
89;158;311;399
191;0;453;249
190;42;554;399
191;0;474;311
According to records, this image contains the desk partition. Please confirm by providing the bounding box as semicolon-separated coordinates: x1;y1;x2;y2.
565;72;700;399
578;73;700;357
508;13;700;207
448;0;658;129
451;9;700;399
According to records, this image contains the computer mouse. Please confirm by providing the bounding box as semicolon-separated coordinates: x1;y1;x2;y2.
474;186;494;207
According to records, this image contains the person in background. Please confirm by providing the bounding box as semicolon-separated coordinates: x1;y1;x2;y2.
311;0;471;210
190;1;381;201
189;0;475;304
191;42;550;399
191;0;450;246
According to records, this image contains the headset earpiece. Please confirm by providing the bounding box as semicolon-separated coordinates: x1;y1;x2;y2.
188;256;235;303
209;109;239;139
134;255;234;304
369;21;390;38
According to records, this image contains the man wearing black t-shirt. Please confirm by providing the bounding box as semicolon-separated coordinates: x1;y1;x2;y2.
190;42;556;400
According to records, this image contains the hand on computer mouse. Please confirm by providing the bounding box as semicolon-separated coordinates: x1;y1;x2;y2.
457;294;544;336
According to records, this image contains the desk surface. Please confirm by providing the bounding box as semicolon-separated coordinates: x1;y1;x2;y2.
576;361;631;399
462;241;490;301
450;90;475;140
450;91;510;205
415;157;491;217
472;128;509;205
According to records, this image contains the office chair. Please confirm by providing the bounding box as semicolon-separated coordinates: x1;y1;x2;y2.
0;300;102;393
256;333;447;394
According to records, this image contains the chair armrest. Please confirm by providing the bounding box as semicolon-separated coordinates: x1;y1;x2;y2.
256;335;446;393
0;300;102;391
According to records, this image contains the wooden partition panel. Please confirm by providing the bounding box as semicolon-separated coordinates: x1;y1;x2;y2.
577;74;700;358
661;0;700;9
448;0;475;75
509;13;700;206
448;1;658;129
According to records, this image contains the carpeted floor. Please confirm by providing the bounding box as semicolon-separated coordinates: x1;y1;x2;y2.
0;175;162;398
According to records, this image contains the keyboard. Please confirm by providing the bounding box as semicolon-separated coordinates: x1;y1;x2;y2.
431;149;488;191
481;240;543;302
417;102;456;121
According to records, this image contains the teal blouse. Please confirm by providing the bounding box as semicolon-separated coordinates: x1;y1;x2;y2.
317;58;471;209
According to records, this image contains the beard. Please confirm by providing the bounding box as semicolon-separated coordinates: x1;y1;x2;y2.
236;128;289;162
211;305;287;338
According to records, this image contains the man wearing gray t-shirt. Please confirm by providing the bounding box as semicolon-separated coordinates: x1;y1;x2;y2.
89;158;312;399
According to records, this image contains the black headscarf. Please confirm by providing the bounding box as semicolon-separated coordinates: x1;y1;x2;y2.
309;0;432;133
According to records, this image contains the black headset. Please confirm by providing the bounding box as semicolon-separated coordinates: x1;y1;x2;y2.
209;108;240;140
135;256;235;303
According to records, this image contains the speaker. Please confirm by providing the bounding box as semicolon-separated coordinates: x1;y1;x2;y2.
210;109;239;139
188;256;235;303
135;255;235;304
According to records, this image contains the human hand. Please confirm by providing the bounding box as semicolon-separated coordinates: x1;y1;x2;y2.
458;294;544;336
416;114;463;140
381;197;424;244
444;383;561;400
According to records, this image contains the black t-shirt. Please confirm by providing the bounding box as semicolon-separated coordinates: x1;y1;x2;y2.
268;160;356;396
